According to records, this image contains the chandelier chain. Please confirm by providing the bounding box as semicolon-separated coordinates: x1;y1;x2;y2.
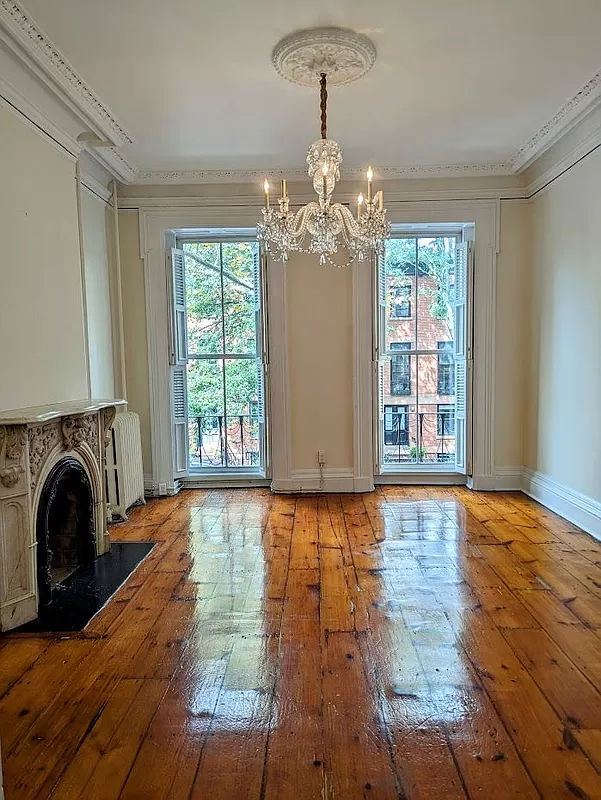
320;73;327;140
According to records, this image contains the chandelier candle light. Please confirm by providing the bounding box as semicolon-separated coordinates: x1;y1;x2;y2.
257;28;390;267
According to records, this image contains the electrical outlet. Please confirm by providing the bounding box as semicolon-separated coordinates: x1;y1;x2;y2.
317;450;326;465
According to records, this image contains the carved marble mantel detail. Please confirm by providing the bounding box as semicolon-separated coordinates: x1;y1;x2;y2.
0;399;125;632
0;426;26;489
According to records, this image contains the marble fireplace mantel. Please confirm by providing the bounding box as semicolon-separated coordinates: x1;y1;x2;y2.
0;399;125;631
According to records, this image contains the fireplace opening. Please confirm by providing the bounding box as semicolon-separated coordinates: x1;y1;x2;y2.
36;457;96;606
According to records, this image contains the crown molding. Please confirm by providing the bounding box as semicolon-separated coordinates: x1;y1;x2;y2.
0;0;132;147
135;161;514;184
510;70;601;173
85;146;137;184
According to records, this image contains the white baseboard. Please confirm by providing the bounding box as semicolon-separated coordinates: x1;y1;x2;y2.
494;467;524;491
272;469;357;493
522;468;601;542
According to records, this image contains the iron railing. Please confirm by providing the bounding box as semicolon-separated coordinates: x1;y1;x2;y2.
383;410;455;464
188;414;259;468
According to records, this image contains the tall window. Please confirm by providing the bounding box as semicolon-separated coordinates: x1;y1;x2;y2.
390;342;411;395
437;341;454;395
379;235;463;470
181;240;264;471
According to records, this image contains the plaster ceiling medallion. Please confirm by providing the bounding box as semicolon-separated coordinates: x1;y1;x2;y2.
271;27;376;87
259;28;388;266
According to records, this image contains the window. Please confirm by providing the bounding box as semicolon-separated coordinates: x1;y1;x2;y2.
437;404;455;436
390;285;412;318
179;239;265;472
437;341;454;395
384;405;409;446
390;342;411;395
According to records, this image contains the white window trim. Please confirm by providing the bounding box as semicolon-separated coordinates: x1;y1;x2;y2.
354;200;498;490
139;205;291;495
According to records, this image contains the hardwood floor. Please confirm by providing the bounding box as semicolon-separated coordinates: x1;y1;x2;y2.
1;487;601;799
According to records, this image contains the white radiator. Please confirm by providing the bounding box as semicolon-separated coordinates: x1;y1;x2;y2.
105;411;146;521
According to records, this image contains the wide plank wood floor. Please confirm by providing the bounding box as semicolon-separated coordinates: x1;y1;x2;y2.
1;487;601;799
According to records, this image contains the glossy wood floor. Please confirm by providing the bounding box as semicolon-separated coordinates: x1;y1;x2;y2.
1;488;601;799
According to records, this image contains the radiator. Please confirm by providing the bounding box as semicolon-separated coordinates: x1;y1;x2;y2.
105;411;146;521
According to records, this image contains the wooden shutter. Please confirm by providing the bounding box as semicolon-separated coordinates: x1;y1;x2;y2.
373;252;389;474
255;247;270;475
453;241;473;475
167;248;189;479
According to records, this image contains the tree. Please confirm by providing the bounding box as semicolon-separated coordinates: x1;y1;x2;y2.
183;241;259;425
385;236;456;339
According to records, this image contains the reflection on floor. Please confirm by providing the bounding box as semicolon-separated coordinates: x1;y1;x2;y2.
0;487;600;799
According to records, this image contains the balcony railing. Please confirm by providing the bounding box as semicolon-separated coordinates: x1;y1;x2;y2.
188;414;259;469
383;410;455;464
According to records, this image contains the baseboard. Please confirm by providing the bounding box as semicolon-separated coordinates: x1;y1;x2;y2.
494;467;524;491
522;468;601;542
272;469;356;493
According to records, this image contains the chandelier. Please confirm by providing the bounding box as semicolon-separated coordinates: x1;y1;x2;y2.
257;28;390;267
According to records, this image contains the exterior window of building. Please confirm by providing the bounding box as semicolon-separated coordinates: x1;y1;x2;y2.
384;405;409;446
437;404;455;436
390;285;412;318
390;342;411;395
437;341;454;395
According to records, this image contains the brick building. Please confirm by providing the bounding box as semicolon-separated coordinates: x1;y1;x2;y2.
383;269;455;464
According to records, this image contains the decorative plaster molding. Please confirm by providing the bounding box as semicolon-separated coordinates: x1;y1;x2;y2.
510;71;601;172
135;162;514;185
272;27;376;87
89;146;137;184
0;1;132;147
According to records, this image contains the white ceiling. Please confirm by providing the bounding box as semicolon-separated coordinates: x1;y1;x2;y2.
19;0;601;177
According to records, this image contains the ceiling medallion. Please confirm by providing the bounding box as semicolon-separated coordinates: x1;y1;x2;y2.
258;28;389;267
271;27;376;87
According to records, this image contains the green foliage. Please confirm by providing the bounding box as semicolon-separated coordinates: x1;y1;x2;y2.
183;241;259;421
409;444;426;459
385;237;456;327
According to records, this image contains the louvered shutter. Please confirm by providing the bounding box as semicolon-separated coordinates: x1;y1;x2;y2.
453;241;472;475
168;248;189;479
373;252;389;474
255;248;269;475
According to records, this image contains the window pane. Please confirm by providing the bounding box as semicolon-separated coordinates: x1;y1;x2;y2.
222;241;258;355
224;359;260;467
385;238;416;351
383;404;417;464
416;237;456;352
184;243;223;355
186;358;225;467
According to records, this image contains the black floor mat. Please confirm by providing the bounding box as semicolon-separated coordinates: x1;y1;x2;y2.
14;542;155;633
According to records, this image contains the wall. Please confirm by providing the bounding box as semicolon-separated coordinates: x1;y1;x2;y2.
495;200;531;471
118;210;153;476
525;149;601;503
287;252;354;471
0;102;88;411
80;188;115;398
117;183;528;489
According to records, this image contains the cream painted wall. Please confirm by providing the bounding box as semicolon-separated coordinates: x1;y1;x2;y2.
286;252;354;472
0;103;88;411
526;149;601;502
495;201;531;469
80;188;115;398
118;209;153;476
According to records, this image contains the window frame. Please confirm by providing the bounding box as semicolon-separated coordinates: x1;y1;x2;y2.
389;341;411;396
